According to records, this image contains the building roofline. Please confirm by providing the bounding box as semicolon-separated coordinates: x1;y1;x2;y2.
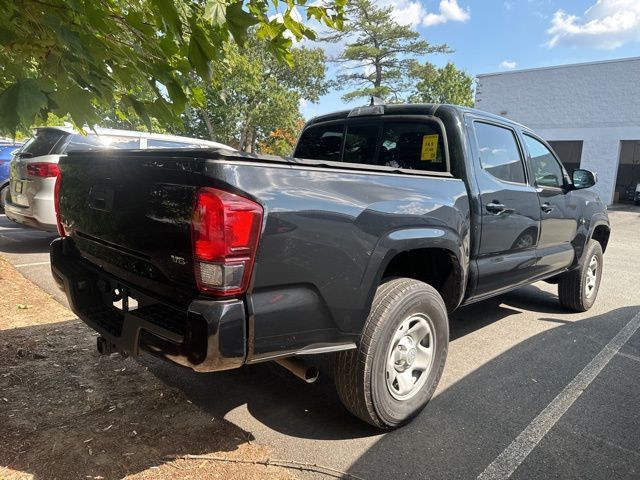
477;56;640;78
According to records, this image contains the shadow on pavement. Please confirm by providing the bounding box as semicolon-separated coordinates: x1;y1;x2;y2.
344;305;640;480
145;292;638;448
3;294;637;479
0;216;55;255
0;320;253;479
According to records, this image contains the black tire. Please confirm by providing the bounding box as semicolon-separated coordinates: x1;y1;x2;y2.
558;239;603;312
0;184;7;213
334;278;449;429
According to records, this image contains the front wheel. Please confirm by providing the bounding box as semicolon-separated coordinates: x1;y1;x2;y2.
558;239;603;312
334;278;449;429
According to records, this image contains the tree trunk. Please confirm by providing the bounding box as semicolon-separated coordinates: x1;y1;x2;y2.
200;108;215;141
249;128;258;153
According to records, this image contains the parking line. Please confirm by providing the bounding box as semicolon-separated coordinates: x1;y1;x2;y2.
477;311;640;480
14;261;51;268
617;351;640;364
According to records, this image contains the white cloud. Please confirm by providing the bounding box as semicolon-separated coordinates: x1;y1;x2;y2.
500;60;518;69
547;0;640;49
359;0;470;30
383;0;428;27
423;0;471;27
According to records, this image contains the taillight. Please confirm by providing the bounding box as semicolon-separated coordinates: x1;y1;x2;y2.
191;187;263;296
53;173;65;237
27;162;59;177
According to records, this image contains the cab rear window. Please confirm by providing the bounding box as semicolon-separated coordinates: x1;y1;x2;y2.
294;119;447;173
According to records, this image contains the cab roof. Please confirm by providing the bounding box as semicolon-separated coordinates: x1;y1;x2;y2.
305;103;529;132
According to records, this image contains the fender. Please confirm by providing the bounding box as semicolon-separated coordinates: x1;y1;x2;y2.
358;226;468;322
571;211;610;267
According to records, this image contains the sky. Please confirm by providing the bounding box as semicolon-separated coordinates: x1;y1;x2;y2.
300;0;640;119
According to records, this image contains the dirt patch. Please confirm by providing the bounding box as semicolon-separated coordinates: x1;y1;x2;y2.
0;257;296;480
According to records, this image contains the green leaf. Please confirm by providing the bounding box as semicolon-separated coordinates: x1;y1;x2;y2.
188;26;214;78
0;80;48;134
50;84;100;126
225;2;259;45
150;0;182;36
204;0;227;26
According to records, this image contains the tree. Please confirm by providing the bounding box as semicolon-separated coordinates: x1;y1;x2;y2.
258;120;305;156
408;62;474;106
0;0;345;136
327;0;450;102
184;38;326;153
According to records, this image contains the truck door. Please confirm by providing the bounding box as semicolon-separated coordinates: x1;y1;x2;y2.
470;121;542;298
522;134;577;275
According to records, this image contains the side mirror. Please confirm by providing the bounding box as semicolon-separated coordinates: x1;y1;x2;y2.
572;169;596;190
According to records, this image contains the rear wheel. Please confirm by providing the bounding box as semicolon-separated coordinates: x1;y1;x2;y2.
0;184;7;213
334;278;449;429
558;239;603;312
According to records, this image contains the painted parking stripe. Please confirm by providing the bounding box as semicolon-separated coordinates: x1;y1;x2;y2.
477;311;640;480
14;261;51;268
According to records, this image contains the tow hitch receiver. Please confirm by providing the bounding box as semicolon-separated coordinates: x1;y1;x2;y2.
96;336;118;356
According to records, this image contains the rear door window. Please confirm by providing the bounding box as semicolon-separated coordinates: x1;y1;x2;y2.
294;123;344;161
20;130;68;157
65;135;141;152
474;122;526;184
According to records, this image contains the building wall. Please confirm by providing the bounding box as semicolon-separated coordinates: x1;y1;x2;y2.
475;58;640;204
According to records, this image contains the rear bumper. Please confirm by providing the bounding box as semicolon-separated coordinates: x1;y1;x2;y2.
50;237;246;372
4;199;57;233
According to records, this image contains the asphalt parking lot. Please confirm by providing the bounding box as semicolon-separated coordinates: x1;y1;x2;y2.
1;208;639;480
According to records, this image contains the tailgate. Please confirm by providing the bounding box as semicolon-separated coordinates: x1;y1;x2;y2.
58;152;206;298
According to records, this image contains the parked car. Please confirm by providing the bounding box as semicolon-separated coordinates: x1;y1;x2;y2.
5;127;232;232
0;141;24;212
50;104;610;429
635;182;640;205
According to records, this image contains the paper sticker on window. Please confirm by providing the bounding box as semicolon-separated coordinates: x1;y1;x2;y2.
421;135;439;161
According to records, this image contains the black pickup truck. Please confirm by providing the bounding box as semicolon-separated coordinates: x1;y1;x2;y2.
50;104;610;429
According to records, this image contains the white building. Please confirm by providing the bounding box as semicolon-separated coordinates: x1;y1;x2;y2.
475;57;640;204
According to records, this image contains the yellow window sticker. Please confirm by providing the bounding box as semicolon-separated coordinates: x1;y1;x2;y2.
421;135;439;161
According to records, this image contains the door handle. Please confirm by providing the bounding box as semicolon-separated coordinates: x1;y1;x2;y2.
486;202;506;215
541;202;554;214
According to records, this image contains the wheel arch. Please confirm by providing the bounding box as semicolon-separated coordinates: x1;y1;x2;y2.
362;227;468;317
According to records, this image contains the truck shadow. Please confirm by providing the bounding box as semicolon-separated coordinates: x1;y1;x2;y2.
0;320;255;480
343;304;640;479
146;294;638;444
0;216;55;255
3;299;636;479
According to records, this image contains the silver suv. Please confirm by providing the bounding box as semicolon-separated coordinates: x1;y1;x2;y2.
4;127;232;232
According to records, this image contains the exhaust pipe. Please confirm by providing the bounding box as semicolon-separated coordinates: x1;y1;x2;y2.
275;357;319;383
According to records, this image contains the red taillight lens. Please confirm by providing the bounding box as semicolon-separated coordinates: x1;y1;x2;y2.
53;173;65;237
27;162;59;177
191;188;263;296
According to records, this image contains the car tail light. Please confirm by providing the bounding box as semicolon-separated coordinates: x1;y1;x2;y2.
27;162;59;177
53;173;65;237
191;187;263;296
